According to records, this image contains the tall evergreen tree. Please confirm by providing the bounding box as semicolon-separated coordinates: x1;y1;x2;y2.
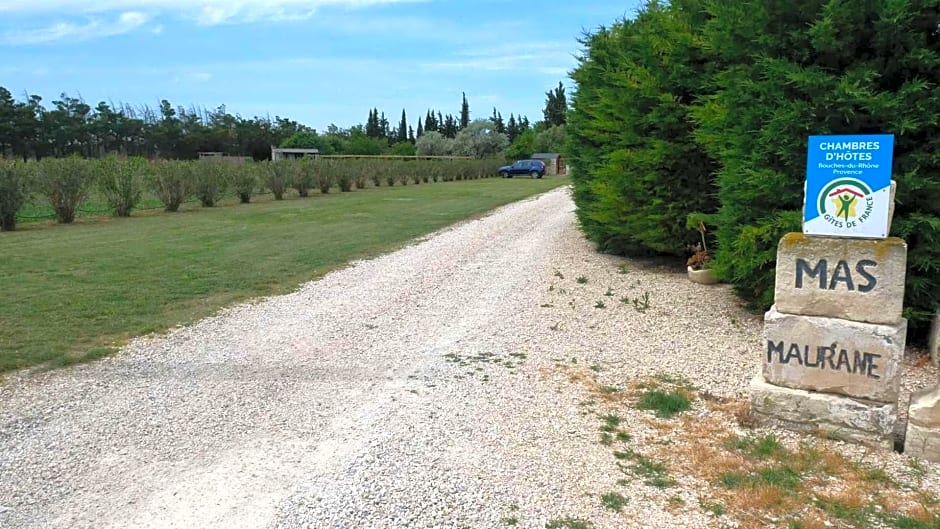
507;114;518;143
460;92;470;130
491;108;506;134
543;82;568;126
397;109;408;143
416;119;424;139
408;125;415;144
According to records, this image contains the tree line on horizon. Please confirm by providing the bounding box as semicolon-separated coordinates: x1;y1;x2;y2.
0;85;566;162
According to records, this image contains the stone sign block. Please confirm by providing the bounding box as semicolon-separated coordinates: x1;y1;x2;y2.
762;306;905;402
750;374;896;449
905;386;940;462
774;233;907;325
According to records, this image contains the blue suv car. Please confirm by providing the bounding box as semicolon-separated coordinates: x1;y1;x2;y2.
498;159;546;178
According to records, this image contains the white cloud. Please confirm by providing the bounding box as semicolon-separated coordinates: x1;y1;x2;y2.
424;41;575;75
0;0;425;25
2;11;150;44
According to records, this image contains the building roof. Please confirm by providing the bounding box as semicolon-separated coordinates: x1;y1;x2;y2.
530;152;561;160
272;148;320;154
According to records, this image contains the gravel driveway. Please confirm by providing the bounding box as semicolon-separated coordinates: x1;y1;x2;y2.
2;187;937;529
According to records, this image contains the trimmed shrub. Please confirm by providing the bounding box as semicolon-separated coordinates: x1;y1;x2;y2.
314;159;333;194
36;156;95;224
194;161;227;207
694;0;940;339
150;160;192;212
97;156;146;217
266;161;290;200
231;162;258;204
567;3;718;256
293;159;314;197
335;162;353;192
0;160;29;231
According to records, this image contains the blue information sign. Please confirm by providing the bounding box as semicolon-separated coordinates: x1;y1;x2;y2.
804;135;895;239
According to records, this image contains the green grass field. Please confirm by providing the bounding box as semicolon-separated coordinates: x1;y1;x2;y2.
0;177;568;373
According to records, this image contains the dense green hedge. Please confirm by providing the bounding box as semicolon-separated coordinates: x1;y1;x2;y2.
568;0;940;342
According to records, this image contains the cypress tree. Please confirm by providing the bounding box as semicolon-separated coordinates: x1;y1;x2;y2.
507;114;518;143
460;92;470;130
416;119;424;139
397;109;408;143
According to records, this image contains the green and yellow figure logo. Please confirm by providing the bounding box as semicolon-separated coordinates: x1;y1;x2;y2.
817;178;874;228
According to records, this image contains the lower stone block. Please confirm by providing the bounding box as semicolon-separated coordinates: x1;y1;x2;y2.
750;374;897;449
905;386;940;462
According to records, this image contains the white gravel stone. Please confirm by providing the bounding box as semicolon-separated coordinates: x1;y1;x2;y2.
1;187;937;529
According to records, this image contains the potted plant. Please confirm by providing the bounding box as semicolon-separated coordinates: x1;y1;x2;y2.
686;214;718;285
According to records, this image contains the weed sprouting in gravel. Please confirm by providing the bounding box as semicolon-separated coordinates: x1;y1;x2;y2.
545;517;594;529
632;292;651;313
554;270;565;279
589;364;602;372
600;491;629;512
637;389;691;418
604;287;614;297
576;276;588;284
594;300;606;309
502;516;519;526
700;500;726;516
601;414;621;432
616;432;632;443
600;432;613;446
617;264;628;274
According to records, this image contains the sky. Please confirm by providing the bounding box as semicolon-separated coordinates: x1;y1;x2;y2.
0;0;640;131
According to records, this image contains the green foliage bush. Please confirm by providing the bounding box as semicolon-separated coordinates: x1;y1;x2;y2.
36;156;96;223
313;159;333;194
231;162;259;203
293;159;314;197
0;160;29;231
194;161;228;207
693;0;940;337
333;161;354;192
568;0;940;340
97;156;147;217
150;160;192;212
567;2;718;256
266;161;290;200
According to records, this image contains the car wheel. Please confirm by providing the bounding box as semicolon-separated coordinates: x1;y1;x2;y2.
530;171;539;179
499;171;509;178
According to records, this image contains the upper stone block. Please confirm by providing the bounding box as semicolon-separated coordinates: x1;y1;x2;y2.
774;233;907;325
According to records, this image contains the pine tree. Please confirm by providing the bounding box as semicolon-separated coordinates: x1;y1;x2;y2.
460;92;470;130
397;109;408;143
379;112;389;140
507;114;518;143
437;111;444;133
543;82;567;126
491;108;505;134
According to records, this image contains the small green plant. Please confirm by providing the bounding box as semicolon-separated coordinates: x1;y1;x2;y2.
589;364;602;372
0;160;29;231
617;264;628;274
545;517;594;529
638;389;691;418
604;287;614;296
700;500;726;516
594;300;606;309
36;156;95;223
632;292;651;313
600;492;628;512
616;432;632;442
601;414;621;432
98;156;147;216
576;276;588;284
600;432;613;446
502;516;519;526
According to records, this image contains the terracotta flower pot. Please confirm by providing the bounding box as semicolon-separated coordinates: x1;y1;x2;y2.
687;266;718;285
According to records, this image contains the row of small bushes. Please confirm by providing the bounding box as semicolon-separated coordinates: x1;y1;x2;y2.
0;157;504;230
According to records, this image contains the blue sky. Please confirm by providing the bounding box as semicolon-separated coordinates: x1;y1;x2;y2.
0;0;640;132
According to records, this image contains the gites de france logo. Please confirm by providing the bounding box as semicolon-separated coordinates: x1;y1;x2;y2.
817;178;875;230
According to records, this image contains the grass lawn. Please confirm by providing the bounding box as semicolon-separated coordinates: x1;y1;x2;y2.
0;177;568;373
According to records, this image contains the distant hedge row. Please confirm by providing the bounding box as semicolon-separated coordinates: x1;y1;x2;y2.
0;157;503;229
567;0;940;342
